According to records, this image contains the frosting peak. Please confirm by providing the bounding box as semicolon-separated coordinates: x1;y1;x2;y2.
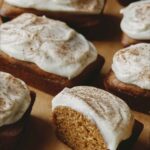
112;43;150;90
120;0;150;40
0;72;31;127
5;0;105;14
0;13;97;79
52;86;134;150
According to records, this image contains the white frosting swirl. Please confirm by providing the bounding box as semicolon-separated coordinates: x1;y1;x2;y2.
0;72;31;127
52;86;134;150
120;0;150;40
5;0;105;14
0;13;97;79
112;43;150;90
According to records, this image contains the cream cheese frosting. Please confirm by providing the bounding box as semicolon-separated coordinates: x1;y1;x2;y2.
0;72;31;127
0;13;98;79
120;0;150;40
52;86;134;150
5;0;105;14
112;43;150;90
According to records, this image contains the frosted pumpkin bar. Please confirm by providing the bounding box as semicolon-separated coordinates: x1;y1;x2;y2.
52;86;134;150
0;0;106;28
0;13;104;95
0;71;35;150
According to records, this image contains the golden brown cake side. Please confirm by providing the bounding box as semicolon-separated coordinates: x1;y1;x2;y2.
0;91;35;150
121;33;150;47
0;1;103;28
104;70;150;114
0;51;104;95
53;106;108;150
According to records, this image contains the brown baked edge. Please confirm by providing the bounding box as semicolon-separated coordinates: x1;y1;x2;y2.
121;33;150;47
0;51;104;95
0;91;36;150
104;70;150;114
0;1;104;28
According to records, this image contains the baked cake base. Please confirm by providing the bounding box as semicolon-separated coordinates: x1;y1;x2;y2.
104;70;150;114
0;91;36;150
0;51;104;95
53;106;108;150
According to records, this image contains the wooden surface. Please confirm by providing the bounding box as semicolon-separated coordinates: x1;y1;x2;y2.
0;0;150;150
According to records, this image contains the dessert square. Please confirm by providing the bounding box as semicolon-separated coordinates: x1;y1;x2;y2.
0;72;36;150
0;13;104;95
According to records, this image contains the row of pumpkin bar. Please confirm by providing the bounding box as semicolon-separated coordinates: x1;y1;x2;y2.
0;0;149;150
0;0;150;46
